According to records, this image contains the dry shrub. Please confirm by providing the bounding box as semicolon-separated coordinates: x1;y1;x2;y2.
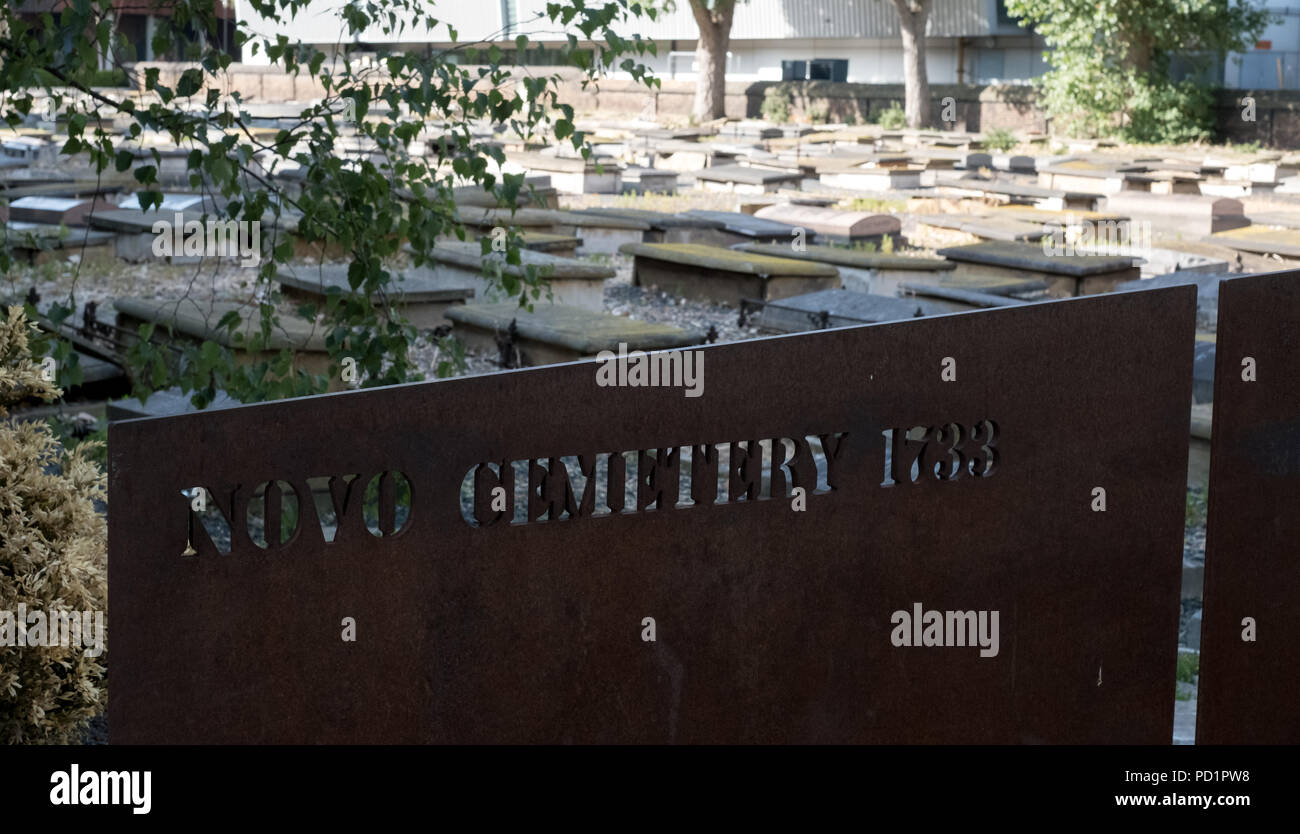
0;306;107;743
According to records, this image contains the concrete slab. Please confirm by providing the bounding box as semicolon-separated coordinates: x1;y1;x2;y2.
936;241;1140;297
277;263;475;328
621;241;840;304
445;302;704;366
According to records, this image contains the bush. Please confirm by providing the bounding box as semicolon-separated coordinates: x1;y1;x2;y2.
807;103;829;125
983;128;1017;152
761;86;792;123
0;306;107;744
876;103;907;130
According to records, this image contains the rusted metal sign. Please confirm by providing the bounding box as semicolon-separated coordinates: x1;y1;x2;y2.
1198;271;1300;744
109;286;1195;743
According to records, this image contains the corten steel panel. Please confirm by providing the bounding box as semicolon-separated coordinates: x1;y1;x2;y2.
108;286;1196;744
1198;271;1300;744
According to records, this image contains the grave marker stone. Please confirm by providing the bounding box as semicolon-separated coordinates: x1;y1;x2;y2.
621;242;840;304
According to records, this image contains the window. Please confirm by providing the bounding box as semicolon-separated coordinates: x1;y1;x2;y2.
784;59;848;82
809;59;848;82
781;61;807;81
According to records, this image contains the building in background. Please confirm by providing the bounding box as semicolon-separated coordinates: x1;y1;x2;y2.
233;0;1295;91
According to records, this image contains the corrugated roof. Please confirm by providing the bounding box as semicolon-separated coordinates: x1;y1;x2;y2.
514;0;996;41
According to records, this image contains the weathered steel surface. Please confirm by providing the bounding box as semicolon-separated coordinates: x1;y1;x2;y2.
109;286;1196;743
1198;270;1300;744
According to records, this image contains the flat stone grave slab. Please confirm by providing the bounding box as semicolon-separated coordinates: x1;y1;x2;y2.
732;242;953;296
411;240;614;311
694;163;803;194
752;288;935;333
108;386;242;422
682;209;817;247
574;207;730;246
937;241;1140;297
452;179;558;209
819;165;924;192
899;283;1035;314
457;207;649;255
475;230;580;257
277;263;475;329
913;213;1047;243
114;192;215;213
445;302;704;366
1204;226;1300;259
1102;193;1248;236
1243;210;1300;229
114;297;331;377
751;204;901;245
8;195;114;226
933;176;1097;211
1038;162;1153;195
620;166;677;194
502;150;620;194
2;221;115;262
620;242;840;305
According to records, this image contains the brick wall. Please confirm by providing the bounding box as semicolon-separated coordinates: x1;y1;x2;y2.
130;62;1300;147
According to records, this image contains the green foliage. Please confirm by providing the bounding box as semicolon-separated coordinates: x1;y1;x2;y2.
1176;651;1200;684
1005;0;1273;143
761;85;792;123
434;334;468;378
876;103;907;130
0;0;659;407
807;103;829;124
983;128;1017;152
1186;488;1207;528
0;308;107;744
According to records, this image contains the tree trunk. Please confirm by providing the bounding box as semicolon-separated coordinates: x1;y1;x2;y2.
690;1;735;122
892;0;932;129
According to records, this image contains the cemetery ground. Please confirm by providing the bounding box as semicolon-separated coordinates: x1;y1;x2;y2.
5;113;1296;745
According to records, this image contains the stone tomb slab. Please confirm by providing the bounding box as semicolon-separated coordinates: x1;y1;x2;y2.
682;210;817;247
574;208;730;246
501;151;620;194
752;204;901;245
1102;193;1248;237
819;165;925;192
620;166;677;195
113;297;331;378
107;386;242;422
912;213;1048;244
108;285;1196;743
411;240;614;311
445;302;704;366
1204;226;1300;259
457;207;649;255
732;242;953;296
277;264;474;329
752;288;934;333
937;241;1140;297
475;230;580;258
2;222;116;263
8;195;115;226
621;242;840;304
1198;271;1300;742
694;163;803;194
